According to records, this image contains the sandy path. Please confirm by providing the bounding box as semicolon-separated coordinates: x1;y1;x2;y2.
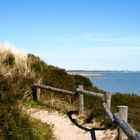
26;108;117;140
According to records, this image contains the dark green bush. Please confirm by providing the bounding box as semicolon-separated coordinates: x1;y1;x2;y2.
73;75;93;89
44;65;75;91
0;78;53;140
0;105;53;140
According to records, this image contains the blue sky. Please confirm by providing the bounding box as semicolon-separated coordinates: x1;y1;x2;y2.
0;0;140;70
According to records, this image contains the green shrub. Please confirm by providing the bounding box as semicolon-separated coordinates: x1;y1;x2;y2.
44;65;75;91
73;75;93;89
0;105;53;140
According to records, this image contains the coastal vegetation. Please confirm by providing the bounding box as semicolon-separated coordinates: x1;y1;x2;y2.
0;44;140;139
0;44;53;140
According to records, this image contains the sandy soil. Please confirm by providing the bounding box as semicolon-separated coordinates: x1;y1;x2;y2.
26;108;117;140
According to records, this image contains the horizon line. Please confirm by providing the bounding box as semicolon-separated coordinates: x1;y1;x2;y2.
66;69;140;72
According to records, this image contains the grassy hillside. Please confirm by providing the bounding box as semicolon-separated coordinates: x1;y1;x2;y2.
0;44;53;140
0;43;139;140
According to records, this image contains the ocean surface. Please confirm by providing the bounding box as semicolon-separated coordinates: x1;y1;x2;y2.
74;71;140;96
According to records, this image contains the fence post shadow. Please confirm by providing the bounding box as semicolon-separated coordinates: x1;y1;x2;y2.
67;110;106;140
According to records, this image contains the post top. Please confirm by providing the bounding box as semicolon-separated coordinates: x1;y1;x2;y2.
117;106;128;109
78;85;83;89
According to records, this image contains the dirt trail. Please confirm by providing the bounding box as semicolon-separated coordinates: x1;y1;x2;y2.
26;108;117;140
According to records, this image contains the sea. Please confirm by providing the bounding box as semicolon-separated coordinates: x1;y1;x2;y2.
72;71;140;96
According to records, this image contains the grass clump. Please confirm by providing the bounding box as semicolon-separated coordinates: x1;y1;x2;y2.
25;100;38;108
0;43;29;76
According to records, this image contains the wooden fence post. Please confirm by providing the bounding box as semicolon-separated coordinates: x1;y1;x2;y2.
78;85;84;115
37;80;41;102
117;106;128;140
105;92;112;128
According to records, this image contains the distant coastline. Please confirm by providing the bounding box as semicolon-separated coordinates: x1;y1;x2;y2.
67;72;104;77
79;73;104;77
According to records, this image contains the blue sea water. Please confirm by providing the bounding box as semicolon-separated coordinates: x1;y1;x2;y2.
77;71;140;95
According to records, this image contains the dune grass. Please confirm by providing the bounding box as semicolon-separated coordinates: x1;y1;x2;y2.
0;43;53;140
0;43;29;76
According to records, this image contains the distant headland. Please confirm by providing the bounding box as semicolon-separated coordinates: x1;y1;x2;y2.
67;71;105;77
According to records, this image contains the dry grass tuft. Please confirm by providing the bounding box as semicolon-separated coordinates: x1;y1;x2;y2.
0;43;30;77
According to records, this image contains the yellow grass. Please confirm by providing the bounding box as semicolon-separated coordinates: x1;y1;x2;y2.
0;43;30;77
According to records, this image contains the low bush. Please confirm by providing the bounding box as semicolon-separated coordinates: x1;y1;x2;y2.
0;105;53;140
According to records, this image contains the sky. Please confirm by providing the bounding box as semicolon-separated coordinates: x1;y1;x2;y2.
0;0;140;71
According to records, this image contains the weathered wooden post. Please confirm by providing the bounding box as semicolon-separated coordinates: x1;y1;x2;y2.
117;106;128;140
78;85;84;115
37;80;41;102
105;92;112;128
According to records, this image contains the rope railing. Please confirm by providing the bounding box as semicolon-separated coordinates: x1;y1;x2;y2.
33;82;140;140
